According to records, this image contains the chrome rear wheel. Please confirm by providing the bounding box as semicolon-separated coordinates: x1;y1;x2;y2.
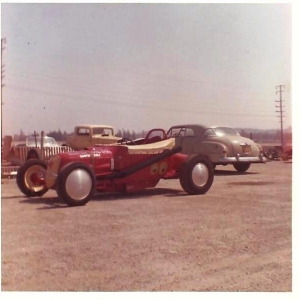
179;155;214;195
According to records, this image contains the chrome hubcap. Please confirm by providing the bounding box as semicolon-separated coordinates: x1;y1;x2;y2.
191;163;209;187
65;169;92;201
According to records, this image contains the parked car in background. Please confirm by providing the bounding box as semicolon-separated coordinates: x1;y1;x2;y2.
2;132;72;166
25;136;59;148
167;124;267;172
63;125;121;149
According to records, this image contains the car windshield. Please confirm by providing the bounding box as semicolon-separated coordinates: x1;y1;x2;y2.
93;128;113;135
26;136;59;147
213;127;239;137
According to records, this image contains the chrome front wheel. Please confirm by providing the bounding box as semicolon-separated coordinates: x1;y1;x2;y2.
56;162;95;206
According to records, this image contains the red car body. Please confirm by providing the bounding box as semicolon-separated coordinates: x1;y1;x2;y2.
16;130;214;206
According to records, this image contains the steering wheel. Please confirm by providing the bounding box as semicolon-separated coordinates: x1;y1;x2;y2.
144;129;168;144
119;137;136;145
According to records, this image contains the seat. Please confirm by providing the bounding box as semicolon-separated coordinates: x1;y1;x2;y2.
126;138;175;154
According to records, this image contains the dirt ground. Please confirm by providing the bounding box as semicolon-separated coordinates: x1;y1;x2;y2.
1;161;292;292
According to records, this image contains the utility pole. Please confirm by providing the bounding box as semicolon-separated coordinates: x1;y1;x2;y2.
1;38;6;144
275;85;285;150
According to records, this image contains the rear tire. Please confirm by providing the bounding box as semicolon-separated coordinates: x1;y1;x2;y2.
16;159;48;197
233;162;251;172
179;155;214;195
56;162;95;206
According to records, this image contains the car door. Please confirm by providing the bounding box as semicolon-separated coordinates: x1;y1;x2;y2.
75;127;92;148
179;128;198;155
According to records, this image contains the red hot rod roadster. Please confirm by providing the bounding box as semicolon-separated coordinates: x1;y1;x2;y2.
16;129;214;206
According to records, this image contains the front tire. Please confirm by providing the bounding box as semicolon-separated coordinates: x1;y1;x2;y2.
16;159;49;197
233;162;251;172
179;155;214;195
56;162;96;206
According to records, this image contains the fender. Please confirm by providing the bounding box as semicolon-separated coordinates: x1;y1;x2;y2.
26;148;42;160
193;141;228;156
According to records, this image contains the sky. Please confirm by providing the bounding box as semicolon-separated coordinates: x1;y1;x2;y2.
1;2;293;136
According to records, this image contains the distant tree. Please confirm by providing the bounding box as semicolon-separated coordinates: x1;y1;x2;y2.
57;129;63;141
274;130;281;142
47;129;67;141
131;130;136;140
115;129;122;137
141;130;147;138
18;129;26;141
63;131;68;140
121;129;125;137
239;129;247;138
115;129;147;139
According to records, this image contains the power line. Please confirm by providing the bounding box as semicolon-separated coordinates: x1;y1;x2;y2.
6;57;285;114
275;85;285;148
1;38;6;142
5;67;281;114
5;83;277;119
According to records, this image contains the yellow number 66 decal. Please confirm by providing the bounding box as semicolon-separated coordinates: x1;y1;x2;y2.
150;162;168;175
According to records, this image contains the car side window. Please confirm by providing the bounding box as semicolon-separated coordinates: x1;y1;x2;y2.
93;128;104;135
102;128;113;135
203;129;215;137
185;128;195;137
168;128;182;137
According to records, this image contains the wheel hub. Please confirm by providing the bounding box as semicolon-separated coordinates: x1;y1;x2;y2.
65;169;93;201
25;166;46;191
191;163;209;187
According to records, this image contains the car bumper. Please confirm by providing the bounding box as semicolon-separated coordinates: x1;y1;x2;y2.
218;154;267;164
